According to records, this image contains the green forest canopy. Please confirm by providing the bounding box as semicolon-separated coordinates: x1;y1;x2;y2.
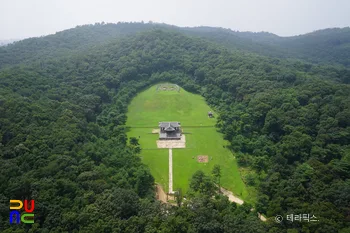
1;23;350;68
0;23;349;232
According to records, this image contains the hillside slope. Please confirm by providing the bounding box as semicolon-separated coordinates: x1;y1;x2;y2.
182;26;350;67
0;29;349;232
1;23;350;68
0;22;156;68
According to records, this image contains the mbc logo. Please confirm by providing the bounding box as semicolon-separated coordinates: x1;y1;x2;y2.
9;200;35;224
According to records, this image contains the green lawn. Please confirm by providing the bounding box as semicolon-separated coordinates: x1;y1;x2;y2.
126;84;248;199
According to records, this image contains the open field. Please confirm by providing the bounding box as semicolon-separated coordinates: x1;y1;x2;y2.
126;84;248;199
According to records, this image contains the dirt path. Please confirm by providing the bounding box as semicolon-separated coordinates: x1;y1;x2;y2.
157;171;267;221
155;184;167;203
169;148;173;194
220;187;267;222
258;213;267;221
220;187;244;205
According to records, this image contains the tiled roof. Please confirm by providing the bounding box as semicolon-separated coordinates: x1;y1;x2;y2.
159;122;180;128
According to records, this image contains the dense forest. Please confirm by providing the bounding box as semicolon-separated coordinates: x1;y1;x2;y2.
1;23;350;68
0;23;350;232
182;26;350;67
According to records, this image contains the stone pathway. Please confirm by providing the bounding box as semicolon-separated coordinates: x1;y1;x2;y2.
169;148;174;194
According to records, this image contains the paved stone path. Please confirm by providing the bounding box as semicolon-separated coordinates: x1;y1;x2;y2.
169;148;173;194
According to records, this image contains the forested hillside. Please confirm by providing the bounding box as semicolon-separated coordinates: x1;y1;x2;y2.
1;23;350;69
178;26;350;67
0;22;156;69
224;27;350;67
0;26;349;232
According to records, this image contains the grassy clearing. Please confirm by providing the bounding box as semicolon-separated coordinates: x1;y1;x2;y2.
127;85;214;127
141;149;169;190
239;167;261;205
126;84;248;199
173;127;248;197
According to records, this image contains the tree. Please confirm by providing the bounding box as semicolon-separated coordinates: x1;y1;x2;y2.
190;170;215;196
175;188;183;207
212;164;221;193
129;137;139;146
129;137;141;154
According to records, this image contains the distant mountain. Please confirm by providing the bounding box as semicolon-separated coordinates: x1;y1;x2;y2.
179;26;286;58
0;23;349;68
181;26;350;67
279;28;350;65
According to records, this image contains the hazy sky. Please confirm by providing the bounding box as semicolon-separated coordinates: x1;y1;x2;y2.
1;0;350;39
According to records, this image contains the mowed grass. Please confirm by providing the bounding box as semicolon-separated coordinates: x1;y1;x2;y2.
126;84;248;199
